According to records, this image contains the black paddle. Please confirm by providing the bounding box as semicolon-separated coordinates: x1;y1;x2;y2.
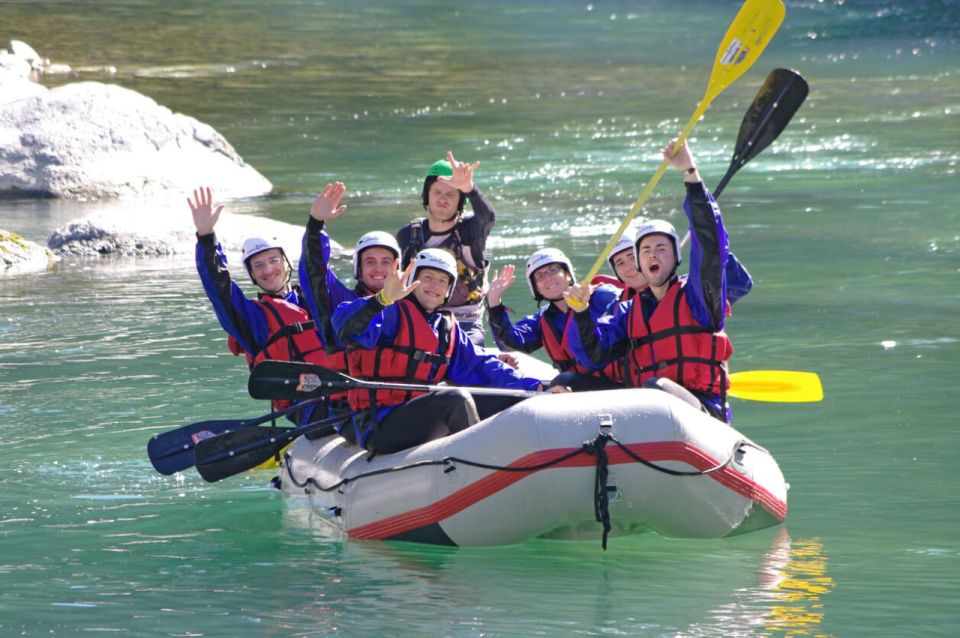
147;397;323;475
194;411;352;483
714;67;809;196
248;359;541;402
680;67;809;248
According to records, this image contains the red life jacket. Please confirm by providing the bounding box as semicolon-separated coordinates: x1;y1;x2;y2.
539;309;622;383
624;280;732;394
346;298;456;411
590;274;633;303
226;296;349;407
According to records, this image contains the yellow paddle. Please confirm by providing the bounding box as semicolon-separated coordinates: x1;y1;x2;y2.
728;370;823;403
572;0;786;302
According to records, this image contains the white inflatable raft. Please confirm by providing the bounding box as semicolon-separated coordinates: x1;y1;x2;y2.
277;388;787;547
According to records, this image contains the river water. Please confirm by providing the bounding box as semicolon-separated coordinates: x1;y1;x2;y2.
2;1;958;636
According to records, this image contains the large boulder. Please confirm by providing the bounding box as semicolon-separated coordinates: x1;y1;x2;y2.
0;81;272;199
1;229;57;275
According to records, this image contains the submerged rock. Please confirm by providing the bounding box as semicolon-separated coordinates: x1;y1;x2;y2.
0;229;58;275
46;203;345;261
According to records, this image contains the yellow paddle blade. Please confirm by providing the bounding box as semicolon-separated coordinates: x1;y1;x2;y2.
704;0;786;108
728;370;823;403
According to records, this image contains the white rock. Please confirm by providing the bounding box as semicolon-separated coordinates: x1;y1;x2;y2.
0;68;48;104
0;228;58;275
8;40;44;71
0;51;32;78
0;81;272;199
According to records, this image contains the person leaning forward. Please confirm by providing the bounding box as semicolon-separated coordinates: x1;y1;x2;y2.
331;248;566;455
396;151;495;347
564;140;740;422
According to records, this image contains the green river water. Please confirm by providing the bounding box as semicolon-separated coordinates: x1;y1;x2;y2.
1;1;958;635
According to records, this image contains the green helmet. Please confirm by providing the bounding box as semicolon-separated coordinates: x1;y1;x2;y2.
425;159;453;178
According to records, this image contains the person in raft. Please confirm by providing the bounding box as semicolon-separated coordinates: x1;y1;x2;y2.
396;151;495;347
563;139;743;422
331;248;567;455
486;248;624;392
298;181;401;390
599;229;754;305
189;186;337;424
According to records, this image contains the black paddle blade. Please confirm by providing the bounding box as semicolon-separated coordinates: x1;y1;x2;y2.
248;359;355;400
194;424;290;483
715;68;809;196
734;68;808;166
148;419;244;475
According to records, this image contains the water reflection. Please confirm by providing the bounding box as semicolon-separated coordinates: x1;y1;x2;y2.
278;506;837;636
683;529;835;637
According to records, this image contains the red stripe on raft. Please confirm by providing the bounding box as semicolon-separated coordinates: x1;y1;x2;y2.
349;441;786;540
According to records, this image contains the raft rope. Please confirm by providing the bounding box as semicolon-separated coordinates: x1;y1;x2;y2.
279;434;763;548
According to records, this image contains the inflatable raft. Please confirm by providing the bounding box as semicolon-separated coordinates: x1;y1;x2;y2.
276;388;787;547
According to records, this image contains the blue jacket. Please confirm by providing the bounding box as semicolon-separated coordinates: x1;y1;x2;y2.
489;284;621;363
298;217;371;349
332;294;542;424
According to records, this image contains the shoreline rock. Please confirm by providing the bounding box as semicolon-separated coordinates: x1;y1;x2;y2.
1;229;58;275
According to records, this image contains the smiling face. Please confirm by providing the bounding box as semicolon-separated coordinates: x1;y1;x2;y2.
611;247;648;292
636;234;677;291
426;180;462;225
412;267;453;311
358;247;395;293
248;248;289;293
532;263;571;302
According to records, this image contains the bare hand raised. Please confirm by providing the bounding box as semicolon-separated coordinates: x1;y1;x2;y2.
662;138;696;172
380;259;420;304
310;182;347;221
188;186;223;236
486;264;516;308
438;150;479;194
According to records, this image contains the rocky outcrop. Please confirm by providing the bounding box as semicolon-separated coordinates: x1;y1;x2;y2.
0;229;57;275
0;40;271;200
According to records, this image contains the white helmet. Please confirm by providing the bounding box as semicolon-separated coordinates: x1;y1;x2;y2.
352;231;400;279
407;248;458;303
242;236;286;264
525;248;574;301
633;219;681;269
241;236;289;287
607;234;636;281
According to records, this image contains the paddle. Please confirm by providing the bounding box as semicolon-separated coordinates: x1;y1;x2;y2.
147;398;324;475
572;0;785;307
679;67;809;248
727;370;823;403
194;411;352;483
248;359;541;402
251;359;821;404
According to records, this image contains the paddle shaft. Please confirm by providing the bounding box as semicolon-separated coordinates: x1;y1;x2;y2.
575;0;785;300
281;373;541;400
